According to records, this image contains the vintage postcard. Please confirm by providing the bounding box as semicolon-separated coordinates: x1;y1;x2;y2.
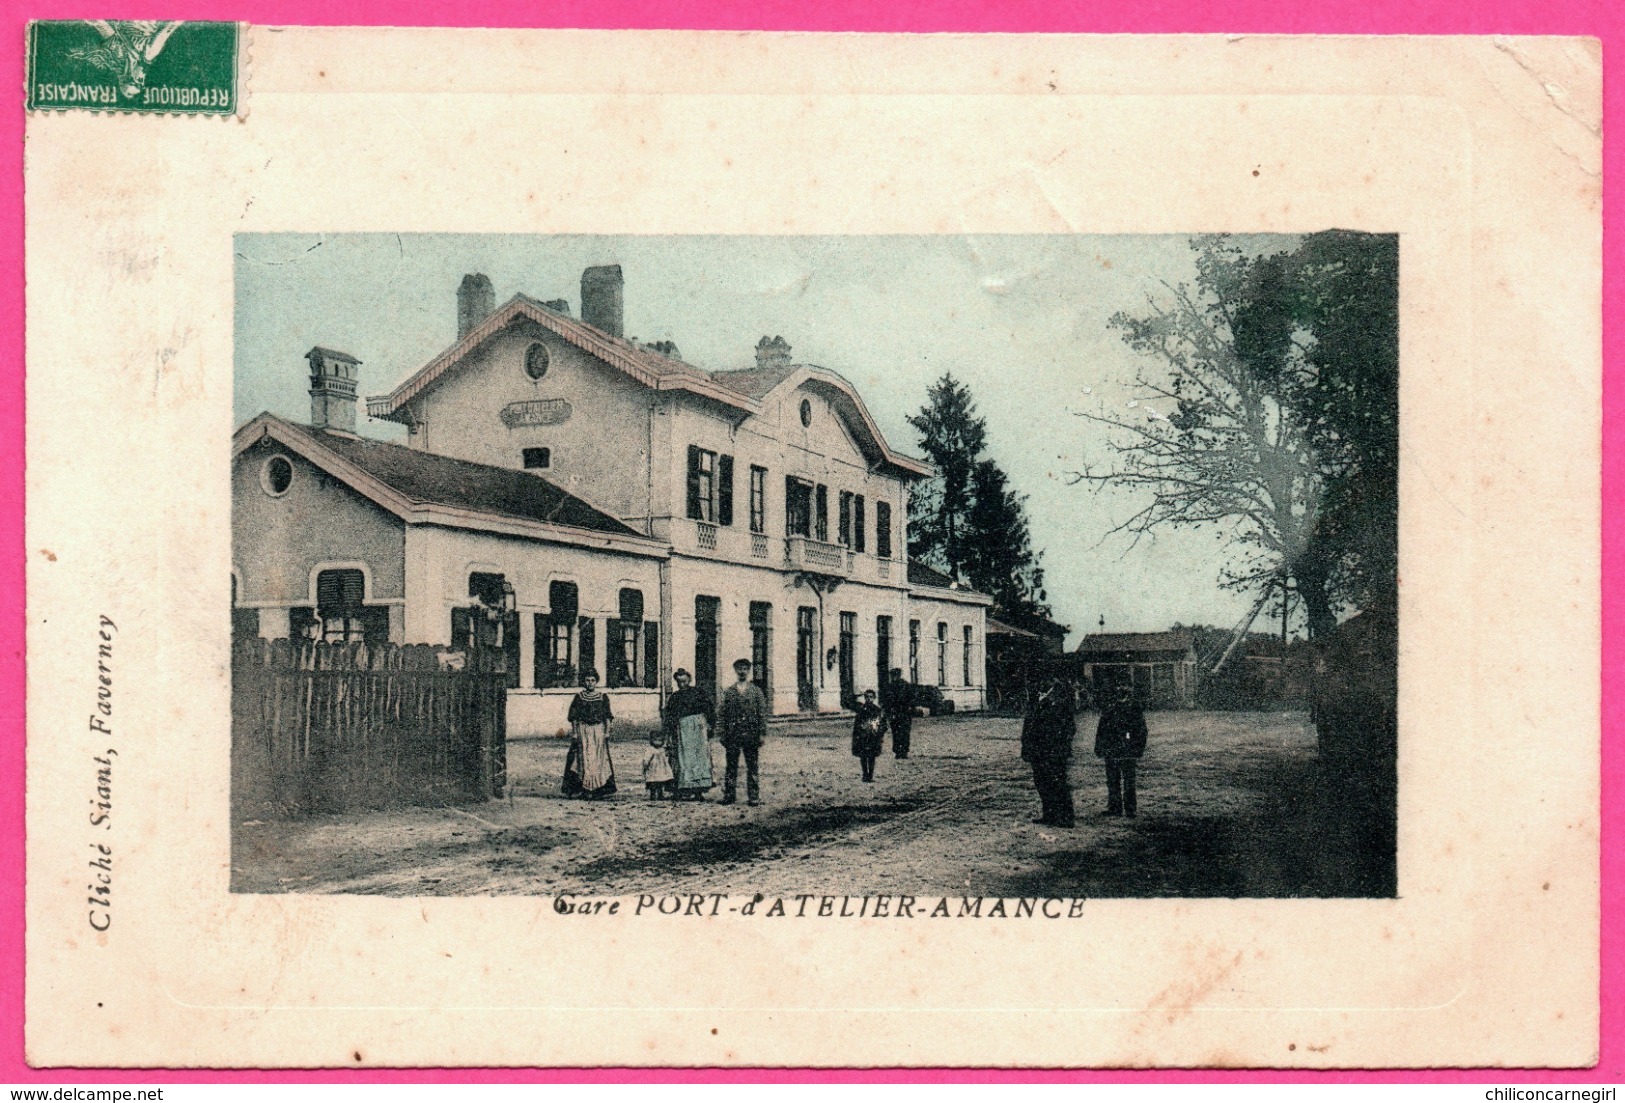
24;30;1601;1068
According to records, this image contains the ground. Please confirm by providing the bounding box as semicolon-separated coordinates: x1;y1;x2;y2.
231;710;1390;898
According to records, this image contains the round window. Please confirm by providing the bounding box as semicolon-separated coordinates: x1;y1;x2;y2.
261;455;294;497
799;398;812;427
524;342;551;381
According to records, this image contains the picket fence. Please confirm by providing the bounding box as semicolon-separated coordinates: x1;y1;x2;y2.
231;638;508;816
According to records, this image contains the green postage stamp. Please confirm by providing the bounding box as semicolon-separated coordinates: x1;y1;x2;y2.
27;20;239;114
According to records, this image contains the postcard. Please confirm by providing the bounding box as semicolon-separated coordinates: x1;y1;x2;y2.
24;28;1601;1067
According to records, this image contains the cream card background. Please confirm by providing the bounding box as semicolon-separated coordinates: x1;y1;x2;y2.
24;31;1600;1067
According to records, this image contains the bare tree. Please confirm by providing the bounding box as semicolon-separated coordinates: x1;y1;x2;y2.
1072;238;1337;638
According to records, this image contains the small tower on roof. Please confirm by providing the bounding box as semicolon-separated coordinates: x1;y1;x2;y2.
306;346;360;433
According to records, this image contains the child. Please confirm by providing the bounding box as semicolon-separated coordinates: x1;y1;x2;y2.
642;731;675;800
851;689;886;783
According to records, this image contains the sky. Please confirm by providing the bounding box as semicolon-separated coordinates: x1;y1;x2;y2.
235;233;1305;644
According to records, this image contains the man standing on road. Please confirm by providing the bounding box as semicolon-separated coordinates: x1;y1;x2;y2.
718;658;769;806
1095;685;1149;817
881;668;914;760
1020;674;1077;828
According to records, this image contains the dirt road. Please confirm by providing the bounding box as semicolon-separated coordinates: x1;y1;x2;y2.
232;710;1382;898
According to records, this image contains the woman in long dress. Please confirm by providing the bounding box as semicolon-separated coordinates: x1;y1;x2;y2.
562;670;617;799
662;668;715;801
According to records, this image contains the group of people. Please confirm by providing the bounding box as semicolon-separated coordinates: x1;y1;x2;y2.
561;658;769;806
1020;676;1148;828
562;660;1148;828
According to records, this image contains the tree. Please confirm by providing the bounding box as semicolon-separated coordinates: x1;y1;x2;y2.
1074;233;1397;638
964;459;1049;618
906;374;987;578
908;374;1051;619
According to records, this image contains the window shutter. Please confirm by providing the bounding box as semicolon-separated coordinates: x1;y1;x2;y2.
548;580;578;622
619;588;644;624
717;454;734;527
451;607;473;651
533;613;549;687
578;616;596;682
605;619;624;687
643;622;660;689
854;495;866;553
689;445;708;523
815;484;828;541
317;568;365;613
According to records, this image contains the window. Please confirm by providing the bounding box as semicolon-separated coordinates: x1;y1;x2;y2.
749;602;773;697
796;606;818;709
608;588;644;688
908;619;921;683
686;446;734;525
937;622;948;686
749;465;767;534
853;495;866;554
524;342;550;381
799;398;812;427
875;500;893;559
838;490;853;546
814;484;829;542
522;447;551;470
313;568;379;644
535;580;578;688
785;477;813;537
261;454;294;497
963;625;974;686
875;616;893;686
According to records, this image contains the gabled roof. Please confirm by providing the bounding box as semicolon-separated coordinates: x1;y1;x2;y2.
234;414;666;556
363;293;931;480
986;616;1041;640
710;363;801;402
366;293;756;423
719;364;931;479
308;346;360;364
1075;630;1197;656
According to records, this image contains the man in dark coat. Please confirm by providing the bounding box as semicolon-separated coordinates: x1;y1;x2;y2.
1094;686;1149;817
1020;675;1076;827
718;658;769;805
880;668;914;759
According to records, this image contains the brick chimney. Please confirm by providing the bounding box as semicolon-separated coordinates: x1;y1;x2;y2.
457;273;495;340
580;265;624;337
755;335;792;370
306;347;360;433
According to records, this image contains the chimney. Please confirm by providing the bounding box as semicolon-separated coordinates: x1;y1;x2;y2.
306;347;360;433
755;335;792;370
580;265;624;337
457;273;495;340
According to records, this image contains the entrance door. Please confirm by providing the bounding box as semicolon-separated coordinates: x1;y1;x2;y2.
694;595;720;703
796;606;817;711
838;611;856;708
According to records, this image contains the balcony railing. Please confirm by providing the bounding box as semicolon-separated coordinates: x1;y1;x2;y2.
750;532;769;559
784;535;849;575
695;522;718;551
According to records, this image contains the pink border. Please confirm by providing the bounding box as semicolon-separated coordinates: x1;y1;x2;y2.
2;0;1618;1083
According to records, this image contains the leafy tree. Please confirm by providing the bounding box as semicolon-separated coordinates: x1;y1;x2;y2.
1075;233;1398;638
965;459;1050;618
908;374;1050;619
906;374;986;577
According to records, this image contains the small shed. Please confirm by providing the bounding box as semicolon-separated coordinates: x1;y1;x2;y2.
1074;630;1199;708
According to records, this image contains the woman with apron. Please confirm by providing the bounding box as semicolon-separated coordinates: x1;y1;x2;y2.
562;669;617;799
662;668;715;801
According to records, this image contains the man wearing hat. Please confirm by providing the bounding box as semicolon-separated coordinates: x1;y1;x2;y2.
717;658;769;805
1094;685;1149;817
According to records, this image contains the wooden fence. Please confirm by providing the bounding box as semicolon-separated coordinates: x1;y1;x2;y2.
232;638;507;816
